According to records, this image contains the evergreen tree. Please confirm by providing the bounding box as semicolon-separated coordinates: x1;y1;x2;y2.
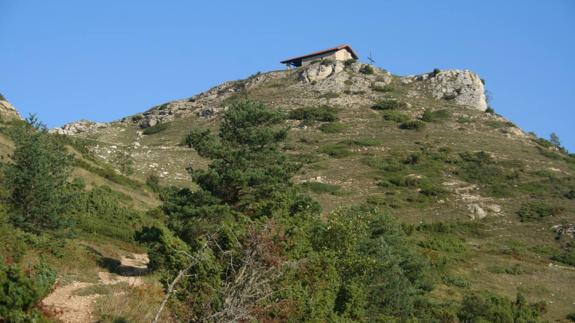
183;99;307;217
3;114;74;233
550;132;561;148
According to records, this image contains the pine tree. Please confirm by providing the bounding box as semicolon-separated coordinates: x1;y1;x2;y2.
3;114;74;233
550;132;561;148
183;100;306;217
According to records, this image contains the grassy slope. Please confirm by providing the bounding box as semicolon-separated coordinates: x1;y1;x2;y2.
48;67;575;320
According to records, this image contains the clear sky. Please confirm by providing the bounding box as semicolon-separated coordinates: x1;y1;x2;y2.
1;1;574;151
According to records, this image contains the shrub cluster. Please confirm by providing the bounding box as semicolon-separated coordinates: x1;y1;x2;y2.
288;106;338;122
399;120;426;130
421;109;451;122
371;99;407;111
516;202;563;222
142;122;169;135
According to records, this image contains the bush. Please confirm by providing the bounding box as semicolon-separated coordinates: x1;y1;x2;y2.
421;109;451;122
142;122;169;135
319;143;353;158
288;106;338;122
372;84;395;92
371;99;407;111
486;106;495;114
430;68;441;77
399;120;426;130
318;92;339;99
343;58;356;66
302;182;341;195
146;174;161;193
458;292;545;323
382;111;410;123
442;275;470;288
359;65;374;75
517;202;563;221
0;260;56;321
339;138;380;147
551;246;575;266
418;236;466;253
319;122;346;133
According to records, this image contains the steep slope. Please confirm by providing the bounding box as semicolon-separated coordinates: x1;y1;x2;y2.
54;61;575;320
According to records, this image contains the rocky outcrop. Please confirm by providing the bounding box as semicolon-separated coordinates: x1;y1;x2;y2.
51;120;108;135
402;70;487;111
0;93;22;120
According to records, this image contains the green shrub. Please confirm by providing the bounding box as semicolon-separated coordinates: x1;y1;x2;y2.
0;260;56;321
442;275;470;288
318;92;339;99
146;174;161;193
399;120;426;130
485;106;495;114
343;58;356;66
418;236;466;253
551;246;575;266
371;99;407;111
142;122;169;135
288;106;338;122
517;202;562;221
371;84;395;92
359;65;374;75
319;143;353;158
302;182;341;195
458;292;545;323
339;138;380;147
487;264;530;275
319;122;346;133
422;109;451;122
382;111;410;123
430;68;441;77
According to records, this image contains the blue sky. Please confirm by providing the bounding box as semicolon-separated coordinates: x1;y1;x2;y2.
1;1;574;151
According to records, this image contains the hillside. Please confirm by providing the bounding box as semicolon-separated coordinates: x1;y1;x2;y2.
50;60;575;320
3;59;574;321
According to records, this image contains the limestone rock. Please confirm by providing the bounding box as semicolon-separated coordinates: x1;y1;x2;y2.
51;120;108;135
402;70;487;111
0;94;22;120
467;203;487;220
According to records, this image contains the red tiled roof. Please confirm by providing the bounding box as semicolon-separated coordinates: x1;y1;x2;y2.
280;44;358;64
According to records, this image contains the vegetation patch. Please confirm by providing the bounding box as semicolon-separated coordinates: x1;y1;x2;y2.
381;110;410;123
487;264;531;275
319;122;346;133
318;92;339;99
142;122;169;135
422;109;451;122
371;99;407;111
339;138;380;147
371;84;395;92
288;106;338;122
301;181;342;195
319;143;353;158
359;65;374;74
399;120;426;130
516;202;563;221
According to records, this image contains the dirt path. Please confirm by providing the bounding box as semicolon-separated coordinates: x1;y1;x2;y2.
42;253;149;323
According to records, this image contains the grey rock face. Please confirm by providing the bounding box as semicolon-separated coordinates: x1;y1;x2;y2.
402;70;487;111
0;94;22;120
51;120;108;135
